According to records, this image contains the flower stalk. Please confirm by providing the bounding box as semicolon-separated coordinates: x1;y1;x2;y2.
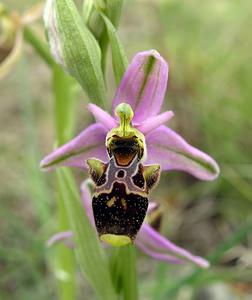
53;65;77;300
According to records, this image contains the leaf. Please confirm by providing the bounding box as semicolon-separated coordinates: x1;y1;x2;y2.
99;12;128;84
44;0;106;107
94;0;123;27
57;168;117;300
82;0;95;24
23;26;54;67
56;177;77;300
87;0;124;73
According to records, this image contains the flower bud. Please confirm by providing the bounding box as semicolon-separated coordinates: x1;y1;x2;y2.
44;0;106;106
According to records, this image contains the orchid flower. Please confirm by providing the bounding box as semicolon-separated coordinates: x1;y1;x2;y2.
47;179;210;268
40;50;219;181
42;50;219;268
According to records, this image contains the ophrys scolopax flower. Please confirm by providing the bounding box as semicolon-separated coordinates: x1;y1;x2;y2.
41;50;219;264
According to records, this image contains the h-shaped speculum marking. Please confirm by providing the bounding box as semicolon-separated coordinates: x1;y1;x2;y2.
87;154;161;196
88;155;145;195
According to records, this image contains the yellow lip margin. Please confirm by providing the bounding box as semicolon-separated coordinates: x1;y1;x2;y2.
100;234;132;247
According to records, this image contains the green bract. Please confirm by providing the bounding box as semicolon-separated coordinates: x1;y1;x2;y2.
99;12;128;84
44;0;106;107
87;0;124;72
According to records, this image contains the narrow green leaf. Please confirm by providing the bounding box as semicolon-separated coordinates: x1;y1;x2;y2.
87;0;124;74
99;12;128;84
56;177;77;300
23;26;54;67
53;61;77;300
82;0;94;24
44;0;106;107
57;168;117;300
94;0;106;10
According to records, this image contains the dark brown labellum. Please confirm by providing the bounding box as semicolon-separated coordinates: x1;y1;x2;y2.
92;182;148;241
87;136;160;246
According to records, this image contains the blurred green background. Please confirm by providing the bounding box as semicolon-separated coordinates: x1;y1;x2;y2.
1;0;252;299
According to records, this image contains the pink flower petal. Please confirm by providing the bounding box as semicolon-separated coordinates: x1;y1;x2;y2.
137;224;209;268
47;231;73;247
147;202;158;213
88;103;117;130
80;179;95;226
135;239;184;265
40;123;108;170
136;110;174;134
145;125;220;181
112;50;168;123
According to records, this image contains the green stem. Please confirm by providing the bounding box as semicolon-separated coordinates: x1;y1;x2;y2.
52;65;78;145
121;246;138;300
110;246;138;300
53;65;77;300
23;26;54;67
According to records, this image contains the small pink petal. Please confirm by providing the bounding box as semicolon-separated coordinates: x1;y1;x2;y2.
136;110;174;134
88;103;117;130
47;231;73;247
135;239;184;265
145;125;220;181
40;123;108;171
137;224;210;268
112;50;168;122
147;202;158;213
80;179;95;226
